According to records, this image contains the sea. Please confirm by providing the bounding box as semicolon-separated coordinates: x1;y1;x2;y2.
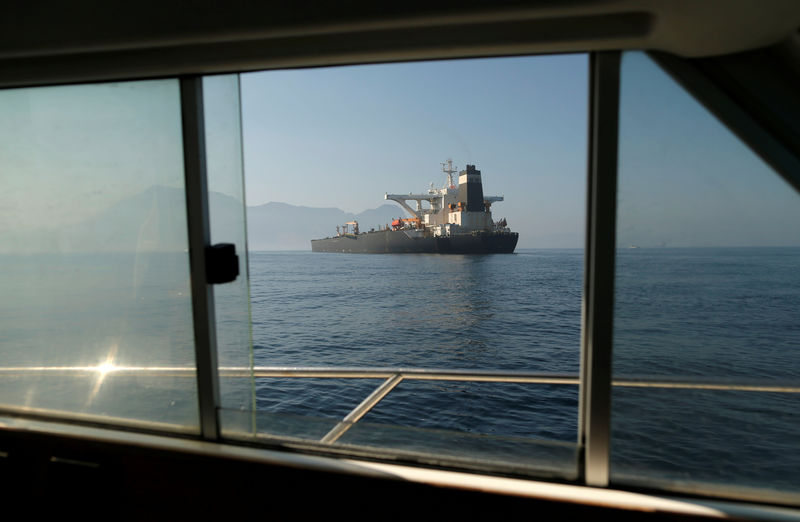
0;247;797;497
247;247;800;495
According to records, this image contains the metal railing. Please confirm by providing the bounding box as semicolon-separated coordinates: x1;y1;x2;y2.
1;365;797;444
243;367;580;443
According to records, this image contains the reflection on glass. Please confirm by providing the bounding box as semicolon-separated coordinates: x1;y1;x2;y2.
612;52;800;500
0;79;198;430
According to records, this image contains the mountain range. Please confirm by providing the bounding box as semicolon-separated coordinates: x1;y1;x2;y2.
1;186;407;253
246;200;402;251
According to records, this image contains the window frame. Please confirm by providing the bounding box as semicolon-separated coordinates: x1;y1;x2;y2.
580;51;619;487
173;48;800;499
1;43;799;510
176;53;618;483
181;76;223;440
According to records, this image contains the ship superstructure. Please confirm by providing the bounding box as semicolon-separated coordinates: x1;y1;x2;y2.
311;160;518;254
384;159;507;238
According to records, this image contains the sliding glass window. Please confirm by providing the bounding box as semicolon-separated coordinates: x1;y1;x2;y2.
611;51;800;503
213;55;589;479
203;74;256;436
5;52;796;505
0;79;199;431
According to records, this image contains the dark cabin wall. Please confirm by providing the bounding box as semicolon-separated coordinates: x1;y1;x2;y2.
0;426;714;520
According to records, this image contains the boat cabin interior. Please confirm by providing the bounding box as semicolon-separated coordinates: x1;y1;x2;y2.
2;1;799;519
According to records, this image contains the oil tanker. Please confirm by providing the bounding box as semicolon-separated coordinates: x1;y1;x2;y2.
311;160;518;254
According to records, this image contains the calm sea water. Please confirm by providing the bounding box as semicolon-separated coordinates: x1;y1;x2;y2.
0;247;796;492
249;247;800;491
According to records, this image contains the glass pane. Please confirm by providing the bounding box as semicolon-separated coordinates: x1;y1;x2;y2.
0;80;198;430
202;74;256;436
612;51;800;502
229;55;588;479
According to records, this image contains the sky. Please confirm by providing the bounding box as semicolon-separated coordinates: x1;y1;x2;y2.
240;52;800;248
240;54;590;249
616;52;800;248
0;79;185;238
1;53;798;251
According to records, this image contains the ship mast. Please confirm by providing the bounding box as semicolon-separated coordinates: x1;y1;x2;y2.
441;158;458;188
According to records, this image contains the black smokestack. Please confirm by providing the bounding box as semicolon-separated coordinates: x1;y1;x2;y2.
457;165;485;212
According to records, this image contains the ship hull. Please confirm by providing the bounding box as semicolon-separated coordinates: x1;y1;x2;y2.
311;229;519;254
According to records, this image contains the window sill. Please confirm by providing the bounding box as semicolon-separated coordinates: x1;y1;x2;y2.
0;414;797;520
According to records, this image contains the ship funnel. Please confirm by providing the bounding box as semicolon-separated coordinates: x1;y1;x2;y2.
457;165;485;212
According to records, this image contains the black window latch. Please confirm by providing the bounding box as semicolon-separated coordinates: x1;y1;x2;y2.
205;243;239;284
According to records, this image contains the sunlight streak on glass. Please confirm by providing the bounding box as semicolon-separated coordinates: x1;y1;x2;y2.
87;345;119;405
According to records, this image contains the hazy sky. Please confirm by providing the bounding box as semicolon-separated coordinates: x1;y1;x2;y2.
617;52;800;248
240;51;800;248
0;79;184;233
241;54;589;249
2;53;797;251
